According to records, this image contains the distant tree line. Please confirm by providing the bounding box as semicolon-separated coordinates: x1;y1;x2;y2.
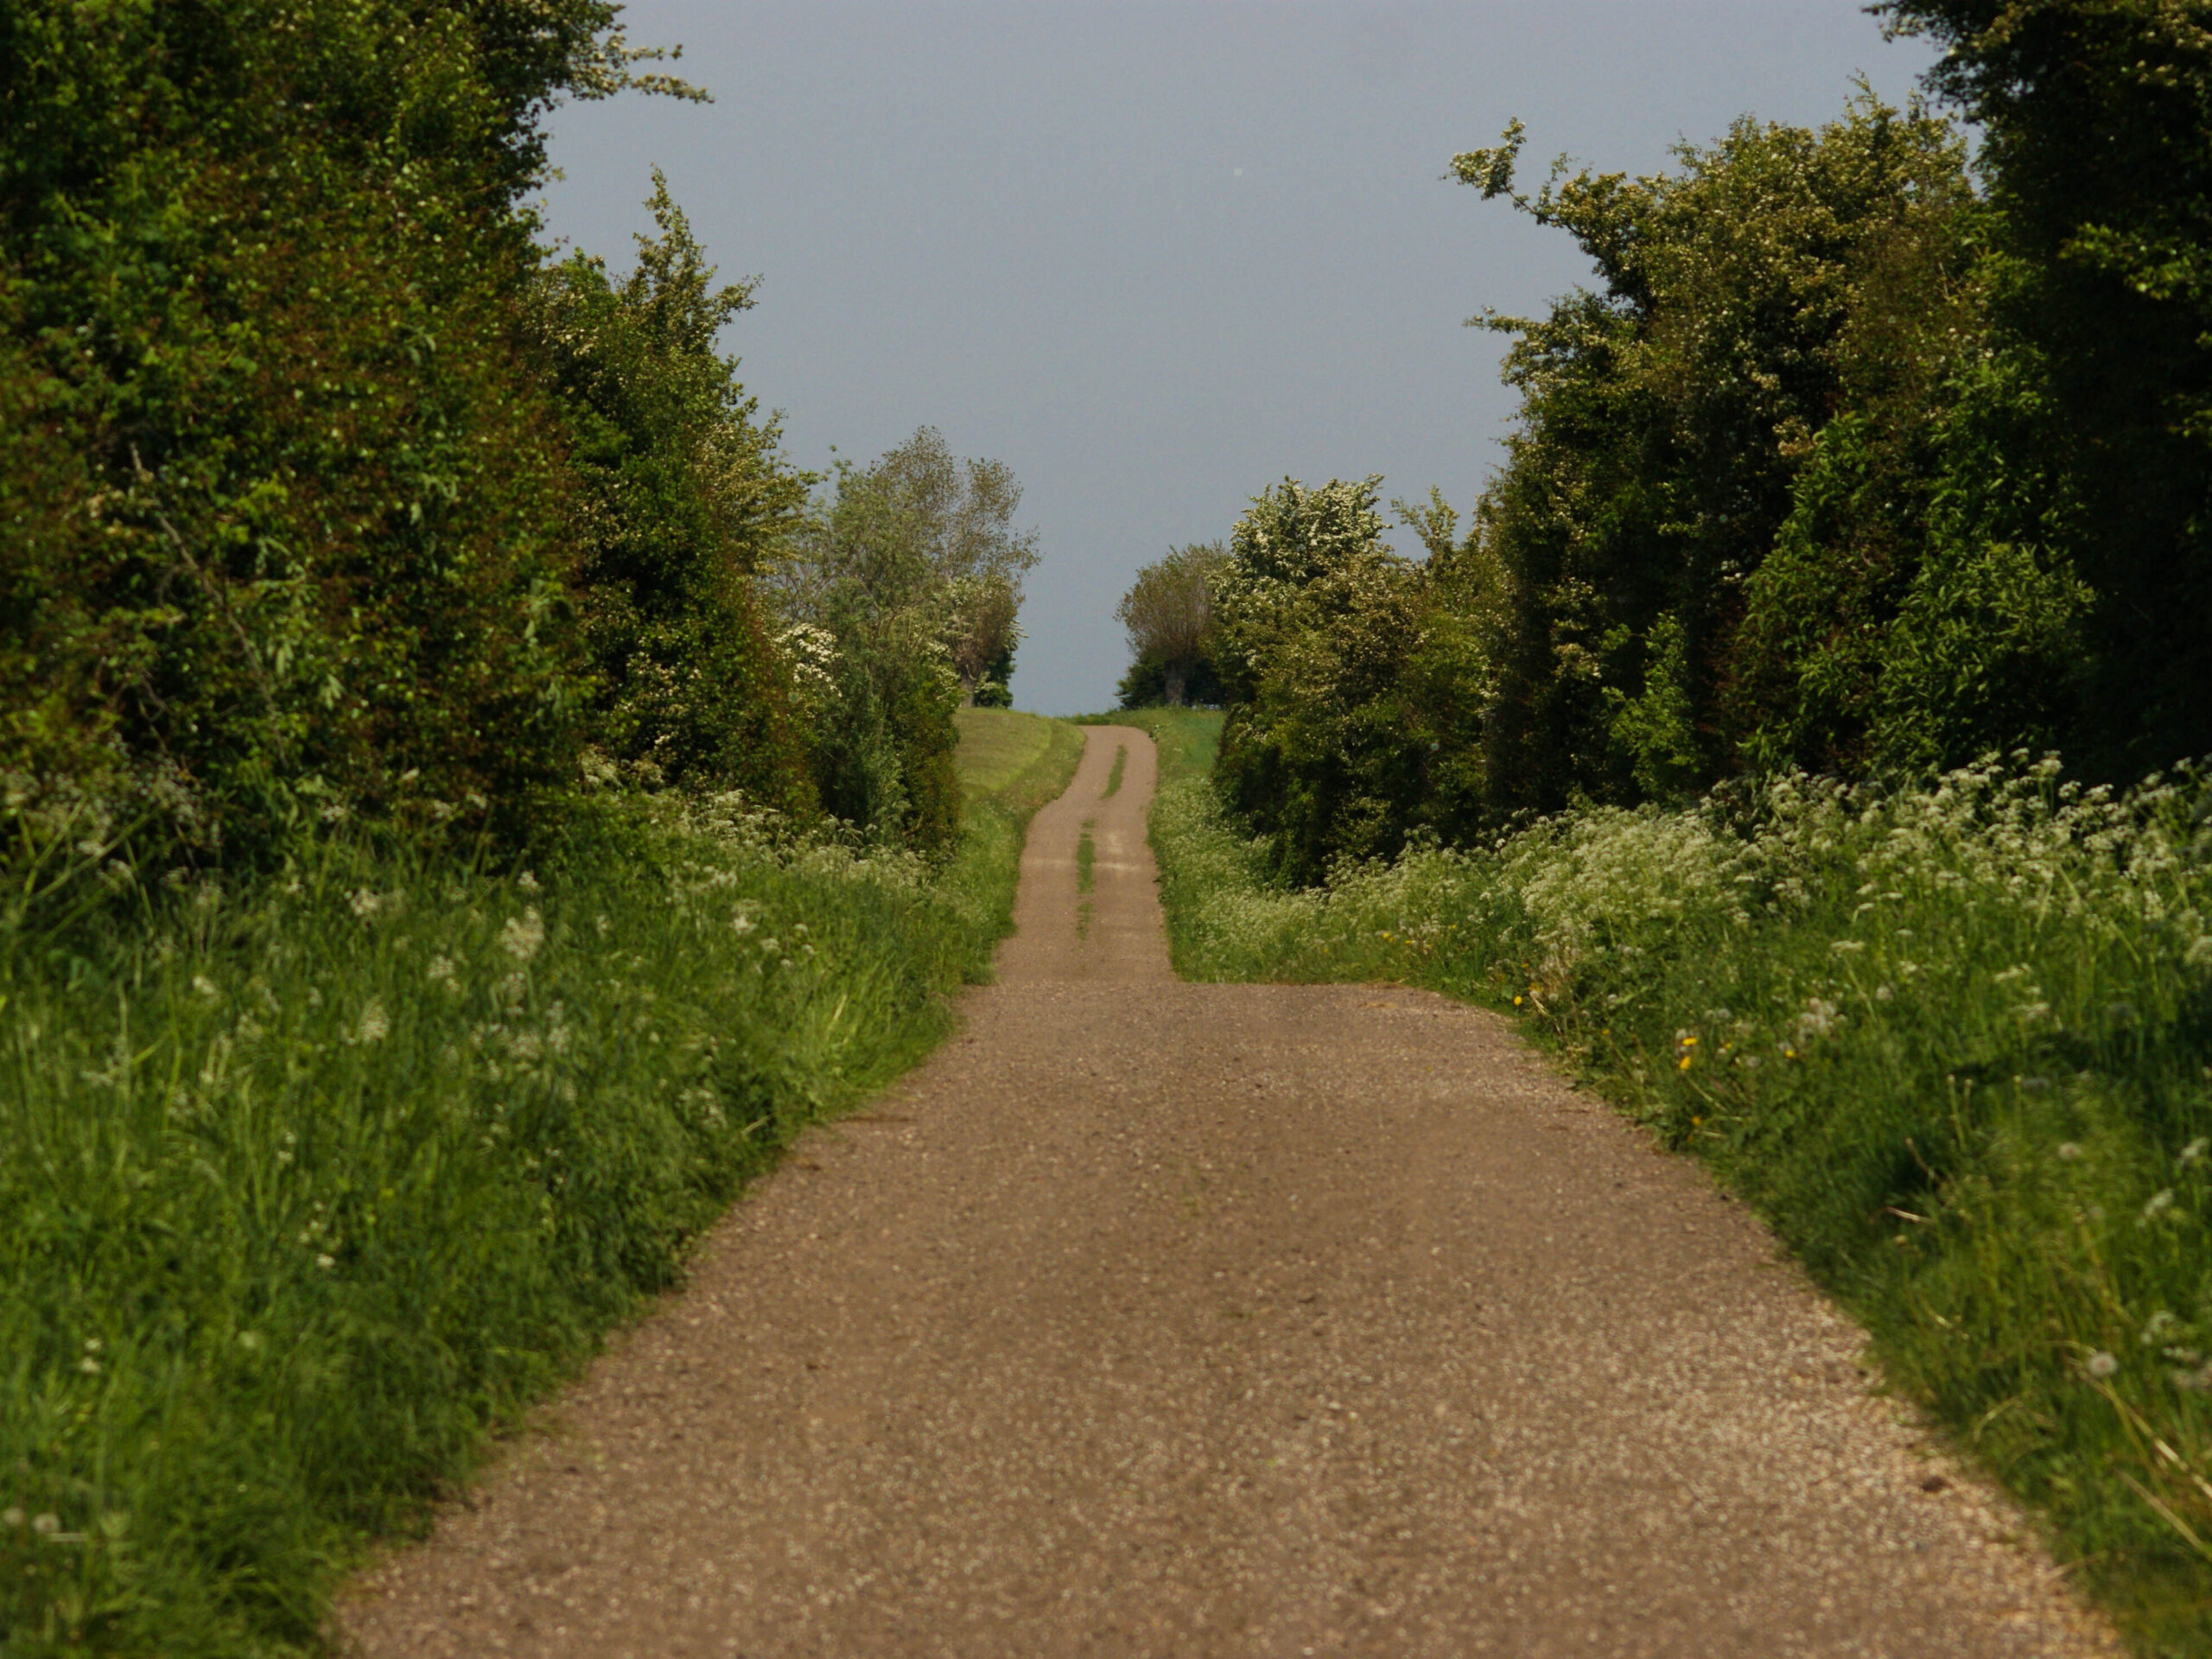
1141;0;2212;885
0;0;1033;870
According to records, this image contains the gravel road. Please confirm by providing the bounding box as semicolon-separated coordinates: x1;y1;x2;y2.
343;726;2115;1657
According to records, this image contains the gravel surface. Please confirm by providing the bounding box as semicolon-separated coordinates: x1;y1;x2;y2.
342;727;2118;1657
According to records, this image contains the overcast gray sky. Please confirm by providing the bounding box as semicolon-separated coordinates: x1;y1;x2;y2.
537;2;1941;714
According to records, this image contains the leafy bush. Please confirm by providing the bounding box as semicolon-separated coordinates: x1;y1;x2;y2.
773;429;1041;855
1884;0;2212;780
1114;542;1224;709
1206;480;1500;883
1455;92;1976;815
0;0;688;856
536;171;813;810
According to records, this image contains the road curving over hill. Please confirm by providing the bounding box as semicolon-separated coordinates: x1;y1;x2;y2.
344;725;2114;1657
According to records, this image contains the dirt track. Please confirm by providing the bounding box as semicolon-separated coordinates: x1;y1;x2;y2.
344;726;2113;1656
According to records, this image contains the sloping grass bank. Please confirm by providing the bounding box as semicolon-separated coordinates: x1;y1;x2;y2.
0;712;1079;1656
1125;706;2212;1655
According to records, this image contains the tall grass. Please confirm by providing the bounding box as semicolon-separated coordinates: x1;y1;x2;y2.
0;716;1078;1656
1132;708;2212;1656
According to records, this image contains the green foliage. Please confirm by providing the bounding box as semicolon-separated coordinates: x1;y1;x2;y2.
1148;732;2212;1649
1599;611;1700;800
1116;651;1223;710
1884;0;2212;779
1205;480;1500;884
1460;91;1977;815
0;0;696;857
775;429;1041;855
1211;478;1423;880
536;172;813;810
1115;542;1225;708
0;715;1077;1656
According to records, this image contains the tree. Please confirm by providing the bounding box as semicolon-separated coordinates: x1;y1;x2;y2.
536;170;812;810
1211;478;1433;880
0;0;703;857
1453;92;1977;810
1115;543;1224;707
1878;0;2212;777
772;429;1038;851
809;427;1040;706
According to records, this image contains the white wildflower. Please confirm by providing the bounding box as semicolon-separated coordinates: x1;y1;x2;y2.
2086;1351;2119;1379
499;908;544;965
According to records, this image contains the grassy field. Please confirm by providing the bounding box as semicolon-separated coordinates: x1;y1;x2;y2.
953;706;1068;798
0;715;1079;1656
1124;708;2212;1656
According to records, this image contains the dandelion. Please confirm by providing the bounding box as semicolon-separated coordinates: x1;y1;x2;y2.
2086;1351;2120;1378
2057;1142;2083;1160
31;1514;59;1535
1;1508;20;1528
1874;983;1894;1001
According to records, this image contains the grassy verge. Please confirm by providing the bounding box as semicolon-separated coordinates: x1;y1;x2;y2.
0;715;1078;1656
1127;709;2212;1655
